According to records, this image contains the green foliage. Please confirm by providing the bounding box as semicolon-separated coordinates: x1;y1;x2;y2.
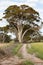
19;60;34;65
0;25;9;32
4;34;11;43
12;44;22;55
4;4;39;21
0;33;11;43
3;4;41;42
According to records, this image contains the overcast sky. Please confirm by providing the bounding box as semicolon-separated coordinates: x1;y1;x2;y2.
0;0;43;35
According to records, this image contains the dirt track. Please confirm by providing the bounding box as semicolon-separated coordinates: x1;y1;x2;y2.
19;44;43;65
0;44;43;65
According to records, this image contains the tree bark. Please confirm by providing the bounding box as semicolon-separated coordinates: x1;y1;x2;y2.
18;31;22;43
17;25;23;43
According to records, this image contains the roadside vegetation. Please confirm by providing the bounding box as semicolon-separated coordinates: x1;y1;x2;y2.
12;44;22;55
27;42;43;59
0;42;23;58
18;60;34;65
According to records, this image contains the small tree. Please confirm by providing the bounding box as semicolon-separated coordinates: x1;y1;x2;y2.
3;5;41;43
0;25;10;42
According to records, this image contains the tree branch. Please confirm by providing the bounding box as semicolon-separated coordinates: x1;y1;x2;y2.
22;27;32;40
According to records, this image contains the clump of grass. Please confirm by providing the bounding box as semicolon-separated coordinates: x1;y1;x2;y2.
17;60;34;65
12;44;22;55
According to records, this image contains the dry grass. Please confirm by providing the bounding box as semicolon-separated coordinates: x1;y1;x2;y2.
0;41;14;48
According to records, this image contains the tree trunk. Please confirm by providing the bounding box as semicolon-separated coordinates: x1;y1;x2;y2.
3;34;5;43
18;31;22;43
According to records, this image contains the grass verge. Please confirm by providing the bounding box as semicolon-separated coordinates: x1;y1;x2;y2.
27;43;43;59
12;44;22;55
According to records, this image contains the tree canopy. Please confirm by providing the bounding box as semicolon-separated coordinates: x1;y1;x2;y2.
3;4;41;43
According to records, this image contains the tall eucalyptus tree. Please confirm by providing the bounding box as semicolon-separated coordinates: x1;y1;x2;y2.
3;5;41;43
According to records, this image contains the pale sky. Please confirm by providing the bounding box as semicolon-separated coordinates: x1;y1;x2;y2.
0;0;43;35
